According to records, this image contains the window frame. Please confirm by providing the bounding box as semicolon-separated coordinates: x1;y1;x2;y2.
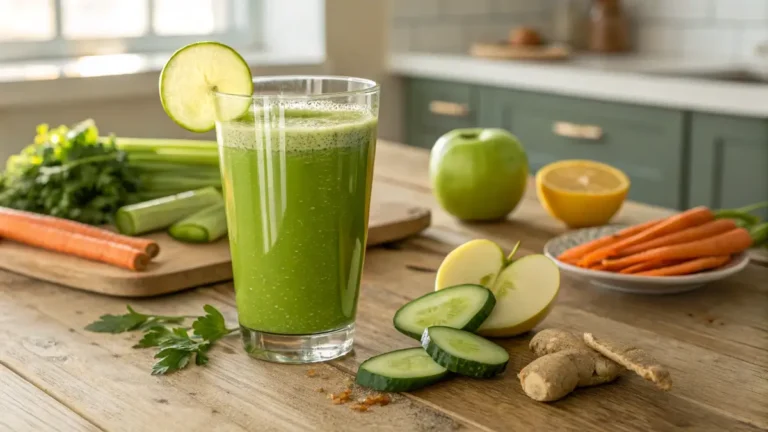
0;0;262;62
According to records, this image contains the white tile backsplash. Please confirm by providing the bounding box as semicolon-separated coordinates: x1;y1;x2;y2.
440;0;493;16
680;27;742;57
636;24;686;54
390;0;768;59
411;23;467;53
634;0;713;20
740;26;768;57
713;0;768;21
392;0;440;20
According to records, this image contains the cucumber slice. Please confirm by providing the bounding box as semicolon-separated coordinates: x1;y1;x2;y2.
159;41;253;133
393;284;496;340
421;326;509;378
355;348;448;392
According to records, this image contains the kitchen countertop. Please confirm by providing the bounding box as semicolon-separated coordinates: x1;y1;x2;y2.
390;53;768;118
2;142;767;431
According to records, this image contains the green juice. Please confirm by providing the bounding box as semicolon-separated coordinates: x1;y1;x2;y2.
218;108;377;335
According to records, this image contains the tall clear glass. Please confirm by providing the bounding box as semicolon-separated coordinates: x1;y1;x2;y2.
213;76;379;364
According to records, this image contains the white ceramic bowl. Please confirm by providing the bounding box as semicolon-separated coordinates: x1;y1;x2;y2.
543;225;750;295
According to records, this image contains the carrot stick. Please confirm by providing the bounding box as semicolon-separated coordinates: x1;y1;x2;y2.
0;218;149;271
556;219;661;262
618;219;736;257
636;256;731;277
0;207;159;258
600;228;752;270
619;260;684;274
578;207;715;267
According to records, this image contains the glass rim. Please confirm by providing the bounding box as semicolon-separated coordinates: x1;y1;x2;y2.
213;75;380;101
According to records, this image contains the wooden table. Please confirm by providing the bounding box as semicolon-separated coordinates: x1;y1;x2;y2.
2;142;767;432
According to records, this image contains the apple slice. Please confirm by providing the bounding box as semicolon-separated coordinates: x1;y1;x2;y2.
434;239;505;291
435;239;560;337
477;254;560;337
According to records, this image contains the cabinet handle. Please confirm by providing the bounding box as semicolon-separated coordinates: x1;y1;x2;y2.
429;100;469;117
553;121;603;140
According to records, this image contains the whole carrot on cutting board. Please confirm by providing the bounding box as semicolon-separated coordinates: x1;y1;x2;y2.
600;228;752;270
578;206;714;267
557;218;661;262
0;207;159;257
0;216;149;271
636;256;731;277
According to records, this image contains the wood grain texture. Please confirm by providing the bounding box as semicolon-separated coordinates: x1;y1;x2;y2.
0;201;429;298
0;364;100;432
0;141;766;432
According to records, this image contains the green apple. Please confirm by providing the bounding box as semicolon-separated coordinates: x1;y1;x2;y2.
429;128;528;221
435;239;560;337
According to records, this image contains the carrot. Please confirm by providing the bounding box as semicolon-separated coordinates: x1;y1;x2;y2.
0;207;159;258
618;219;736;257
636;256;731;277
599;228;752;270
556;219;661;262
618;260;684;274
0;218;148;271
578;207;714;267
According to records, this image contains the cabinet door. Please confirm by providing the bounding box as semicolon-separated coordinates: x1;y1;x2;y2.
479;87;687;209
689;113;768;219
405;79;480;149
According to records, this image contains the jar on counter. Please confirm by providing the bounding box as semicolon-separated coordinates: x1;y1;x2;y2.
588;0;630;53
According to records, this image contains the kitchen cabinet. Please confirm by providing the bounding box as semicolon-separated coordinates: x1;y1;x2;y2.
404;78;687;209
404;78;482;149
479;88;686;209
688;113;768;219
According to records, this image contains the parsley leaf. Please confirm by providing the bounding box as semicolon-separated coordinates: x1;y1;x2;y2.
88;304;238;375
151;328;209;375
133;326;174;348
84;305;148;333
192;304;235;342
152;346;194;375
85;306;187;334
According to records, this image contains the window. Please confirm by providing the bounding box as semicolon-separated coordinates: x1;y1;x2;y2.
0;0;260;62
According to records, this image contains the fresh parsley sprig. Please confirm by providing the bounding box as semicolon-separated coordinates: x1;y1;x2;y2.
85;304;238;375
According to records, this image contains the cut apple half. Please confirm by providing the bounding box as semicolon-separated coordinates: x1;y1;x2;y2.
477;254;560;337
435;240;560;337
434;239;505;291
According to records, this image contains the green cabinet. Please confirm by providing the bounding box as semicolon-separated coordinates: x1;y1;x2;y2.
688;113;768;219
404;78;482;149
479;88;686;209
403;77;768;211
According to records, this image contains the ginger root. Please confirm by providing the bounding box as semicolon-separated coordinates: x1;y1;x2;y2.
584;333;672;391
518;329;672;402
518;329;622;402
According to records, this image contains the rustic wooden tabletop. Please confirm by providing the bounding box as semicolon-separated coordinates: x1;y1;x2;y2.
1;142;766;432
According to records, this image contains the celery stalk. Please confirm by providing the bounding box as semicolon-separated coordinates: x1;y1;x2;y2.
140;175;222;191
115;187;223;235
111;137;217;152
168;202;228;243
128;151;219;166
129;162;219;174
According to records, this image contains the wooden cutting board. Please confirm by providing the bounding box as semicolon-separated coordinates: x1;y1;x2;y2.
470;42;571;60
0;201;430;297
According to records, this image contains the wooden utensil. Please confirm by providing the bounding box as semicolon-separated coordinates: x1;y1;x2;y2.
0;201;430;297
